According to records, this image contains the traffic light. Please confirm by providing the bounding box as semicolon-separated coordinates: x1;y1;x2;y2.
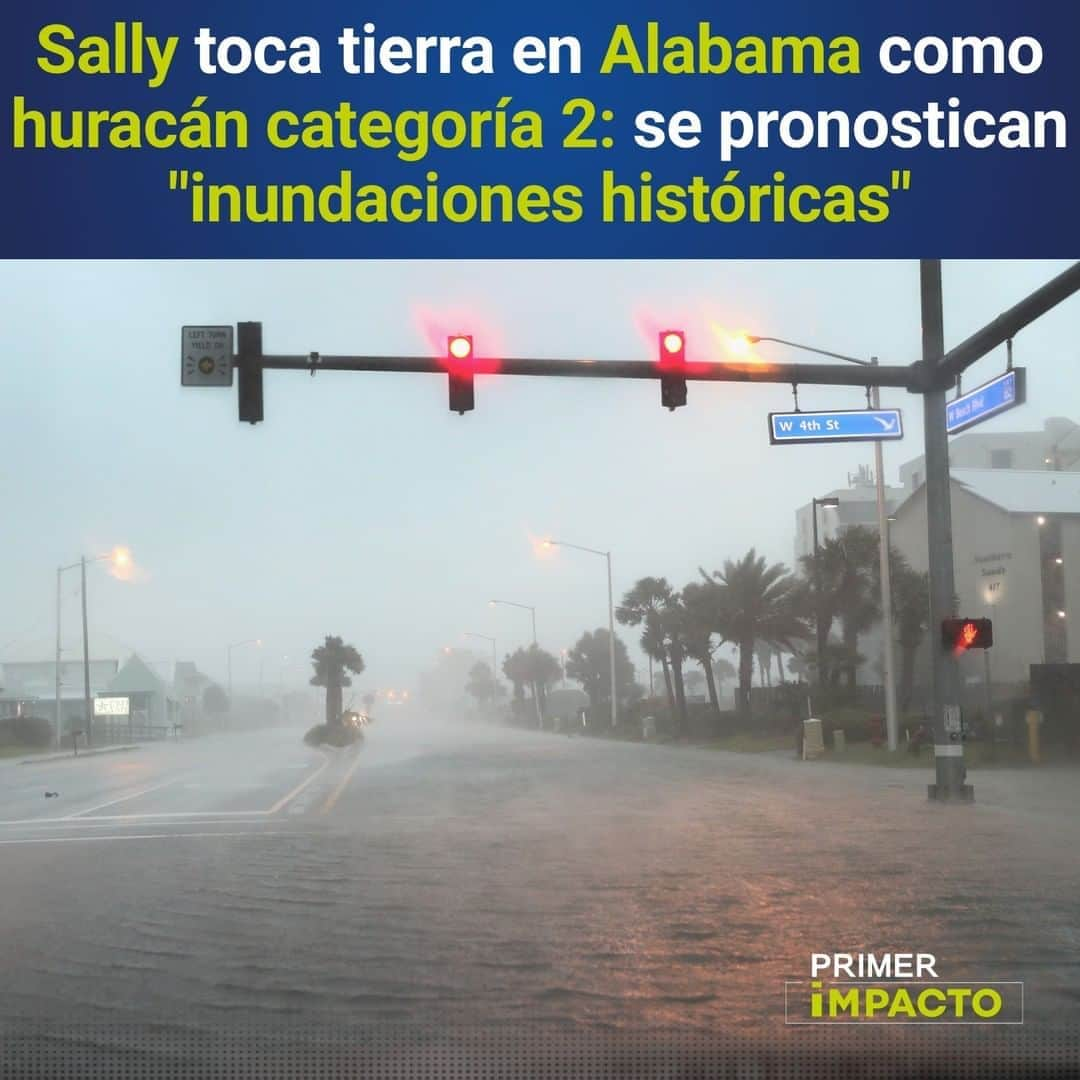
237;321;264;424
942;617;993;652
447;334;475;414
658;330;687;410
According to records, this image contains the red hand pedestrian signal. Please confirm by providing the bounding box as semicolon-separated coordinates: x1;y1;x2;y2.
942;617;993;652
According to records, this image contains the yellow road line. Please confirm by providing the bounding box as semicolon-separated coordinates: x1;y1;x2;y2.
267;752;332;815
319;752;363;815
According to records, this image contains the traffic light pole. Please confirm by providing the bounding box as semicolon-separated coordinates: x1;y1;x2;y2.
198;260;1080;804
920;261;972;802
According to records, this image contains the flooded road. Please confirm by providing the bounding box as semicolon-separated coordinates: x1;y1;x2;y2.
1;717;1077;1075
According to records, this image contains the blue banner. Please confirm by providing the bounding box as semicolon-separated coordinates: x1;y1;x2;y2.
769;408;904;444
1;1;1077;257
946;368;1026;434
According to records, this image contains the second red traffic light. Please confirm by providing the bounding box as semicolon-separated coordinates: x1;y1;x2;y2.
658;330;687;410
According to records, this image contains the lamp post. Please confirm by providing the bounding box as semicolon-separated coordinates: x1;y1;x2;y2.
54;547;131;749
542;539;618;728
465;632;498;709
810;496;840;702
489;599;541;727
746;334;899;753
488;599;536;644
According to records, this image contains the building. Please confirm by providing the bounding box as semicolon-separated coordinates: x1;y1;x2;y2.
0;659;119;735
793;464;905;567
103;654;177;736
888;468;1080;688
899;417;1080;492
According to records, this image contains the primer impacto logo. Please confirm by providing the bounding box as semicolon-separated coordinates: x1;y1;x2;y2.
785;953;1023;1025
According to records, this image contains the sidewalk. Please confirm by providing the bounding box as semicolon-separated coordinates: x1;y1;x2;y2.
17;744;140;766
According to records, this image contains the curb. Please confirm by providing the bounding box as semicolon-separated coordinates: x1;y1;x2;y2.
19;745;141;766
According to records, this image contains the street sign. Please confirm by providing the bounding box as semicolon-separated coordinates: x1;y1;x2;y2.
182;325;234;386
768;408;904;445
94;696;130;717
946;368;1025;435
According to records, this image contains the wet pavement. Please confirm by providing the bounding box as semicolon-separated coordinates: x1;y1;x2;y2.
1;718;1077;1075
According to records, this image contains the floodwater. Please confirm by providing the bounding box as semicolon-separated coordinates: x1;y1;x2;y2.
1;718;1077;1075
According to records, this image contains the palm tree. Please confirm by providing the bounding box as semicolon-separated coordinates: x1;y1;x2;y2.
310;635;365;731
892;564;931;711
618;577;685;724
640;616;675;711
801;526;882;695
681;581;723;715
701;550;809;721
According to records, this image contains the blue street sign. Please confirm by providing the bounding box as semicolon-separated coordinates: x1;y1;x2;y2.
946;369;1026;435
768;409;904;445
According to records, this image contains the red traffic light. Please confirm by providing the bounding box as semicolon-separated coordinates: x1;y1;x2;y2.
659;330;685;364
446;334;475;414
942;617;993;652
658;330;687;410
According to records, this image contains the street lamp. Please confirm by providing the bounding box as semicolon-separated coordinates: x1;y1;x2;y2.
488;599;541;727
465;632;499;708
488;600;537;644
227;638;262;705
542;538;618;728
746;334;900;754
54;546;132;749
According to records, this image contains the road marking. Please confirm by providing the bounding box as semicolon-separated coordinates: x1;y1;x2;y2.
320;753;363;815
0;831;286;845
63;778;181;819
267;753;332;815
0;816;268;831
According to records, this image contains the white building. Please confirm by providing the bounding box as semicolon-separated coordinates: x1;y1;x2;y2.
888;469;1080;687
793;464;905;567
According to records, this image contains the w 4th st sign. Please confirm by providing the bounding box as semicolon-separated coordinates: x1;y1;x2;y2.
768;408;905;445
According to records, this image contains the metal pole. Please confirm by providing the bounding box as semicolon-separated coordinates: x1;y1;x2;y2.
606;551;617;728
227;646;233;703
530;608;537;646
812;500;824;698
492;639;498;709
871;362;900;753
921;259;972;802
80;556;92;748
54;567;62;749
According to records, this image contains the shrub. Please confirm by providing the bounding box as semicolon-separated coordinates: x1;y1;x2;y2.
0;715;53;747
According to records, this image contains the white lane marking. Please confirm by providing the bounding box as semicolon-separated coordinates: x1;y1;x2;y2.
0;831;286;846
63;778;182;819
267;753;332;815
0;817;268;831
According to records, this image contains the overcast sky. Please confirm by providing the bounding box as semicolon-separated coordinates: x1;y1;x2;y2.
2;259;1077;693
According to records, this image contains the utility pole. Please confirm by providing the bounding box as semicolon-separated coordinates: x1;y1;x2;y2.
870;360;900;753
921;260;972;801
80;556;92;748
54;568;63;748
605;550;617;728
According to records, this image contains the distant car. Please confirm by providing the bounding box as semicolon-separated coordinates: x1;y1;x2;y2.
341;710;368;733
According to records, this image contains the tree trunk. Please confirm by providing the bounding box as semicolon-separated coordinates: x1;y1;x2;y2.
670;649;688;732
325;680;343;729
703;661;720;715
737;640;754;721
775;651;785;685
660;655;675;714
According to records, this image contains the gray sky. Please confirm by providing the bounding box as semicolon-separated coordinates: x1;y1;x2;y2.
2;259;1077;692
